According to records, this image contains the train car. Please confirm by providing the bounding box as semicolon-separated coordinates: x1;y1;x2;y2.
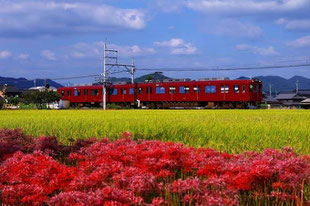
136;79;262;108
57;78;262;109
58;83;136;107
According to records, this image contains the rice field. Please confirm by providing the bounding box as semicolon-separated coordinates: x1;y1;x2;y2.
0;109;309;154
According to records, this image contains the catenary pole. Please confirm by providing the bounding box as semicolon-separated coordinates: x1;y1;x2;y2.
103;42;107;110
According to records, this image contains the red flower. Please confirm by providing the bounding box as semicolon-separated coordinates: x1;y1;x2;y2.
122;131;132;139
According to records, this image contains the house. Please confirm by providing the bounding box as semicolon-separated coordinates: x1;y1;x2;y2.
297;90;310;98
0;85;21;98
300;98;310;109
28;86;57;92
275;93;306;108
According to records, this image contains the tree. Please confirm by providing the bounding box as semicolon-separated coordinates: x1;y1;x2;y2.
0;97;4;109
20;90;60;109
7;97;19;106
146;75;154;81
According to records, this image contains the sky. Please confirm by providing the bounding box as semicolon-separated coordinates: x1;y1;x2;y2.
0;0;310;85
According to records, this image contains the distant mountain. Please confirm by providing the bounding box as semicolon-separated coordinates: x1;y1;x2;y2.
135;72;172;83
236;76;250;80
244;76;310;94
110;72;172;83
0;76;63;91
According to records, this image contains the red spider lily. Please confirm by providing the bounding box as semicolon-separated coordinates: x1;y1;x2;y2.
122;131;132;139
0;129;309;205
272;182;284;189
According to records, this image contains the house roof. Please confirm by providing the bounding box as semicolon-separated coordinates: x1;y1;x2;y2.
300;98;310;105
275;93;297;100
28;86;57;92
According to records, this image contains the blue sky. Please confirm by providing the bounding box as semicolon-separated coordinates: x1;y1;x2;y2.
0;0;310;84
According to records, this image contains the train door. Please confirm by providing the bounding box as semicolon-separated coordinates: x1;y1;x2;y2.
193;85;201;100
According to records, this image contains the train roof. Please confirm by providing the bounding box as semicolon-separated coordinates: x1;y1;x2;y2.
58;79;261;90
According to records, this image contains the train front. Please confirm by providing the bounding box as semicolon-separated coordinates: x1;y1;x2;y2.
249;79;263;106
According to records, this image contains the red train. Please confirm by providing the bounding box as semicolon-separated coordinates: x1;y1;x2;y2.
57;78;263;109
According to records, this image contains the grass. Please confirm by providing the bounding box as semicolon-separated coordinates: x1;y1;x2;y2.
0;109;309;154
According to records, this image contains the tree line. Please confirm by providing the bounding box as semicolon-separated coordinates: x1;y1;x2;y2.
0;90;60;109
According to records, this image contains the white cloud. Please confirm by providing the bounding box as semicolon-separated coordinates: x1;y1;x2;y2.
236;44;278;56
0;1;146;37
186;0;310;15
69;42;155;59
213;19;262;38
41;50;56;61
0;50;12;59
154;38;198;55
276;18;310;30
286;36;310;47
18;53;29;60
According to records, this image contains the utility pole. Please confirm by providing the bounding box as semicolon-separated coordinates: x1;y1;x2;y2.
102;42;107;110
131;58;135;84
296;80;299;94
101;42;136;110
34;79;36;87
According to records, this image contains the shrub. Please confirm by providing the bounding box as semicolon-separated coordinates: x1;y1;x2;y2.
19;103;37;110
107;103;123;110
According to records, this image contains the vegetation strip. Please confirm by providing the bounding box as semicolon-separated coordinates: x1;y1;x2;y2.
0;110;309;154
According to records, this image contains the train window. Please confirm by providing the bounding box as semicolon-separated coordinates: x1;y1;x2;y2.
259;84;262;92
156;87;165;94
249;84;254;92
129;88;134;95
205;86;211;93
84;89;89;96
205;85;216;93
91;89;98;96
67;90;72;96
61;90;65;97
138;88;143;94
169;87;176;94
179;86;185;94
184;86;190;94
194;86;201;93
242;85;246;93
221;85;229;93
74;89;81;96
211;86;216;93
112;88;117;95
234;85;239;93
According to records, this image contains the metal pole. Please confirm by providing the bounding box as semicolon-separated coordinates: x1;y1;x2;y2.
296;80;299;94
131;58;135;84
103;42;107;110
269;84;272;97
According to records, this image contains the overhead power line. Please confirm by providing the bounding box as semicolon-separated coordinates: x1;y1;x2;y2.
47;62;310;81
136;63;310;72
52;74;99;81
